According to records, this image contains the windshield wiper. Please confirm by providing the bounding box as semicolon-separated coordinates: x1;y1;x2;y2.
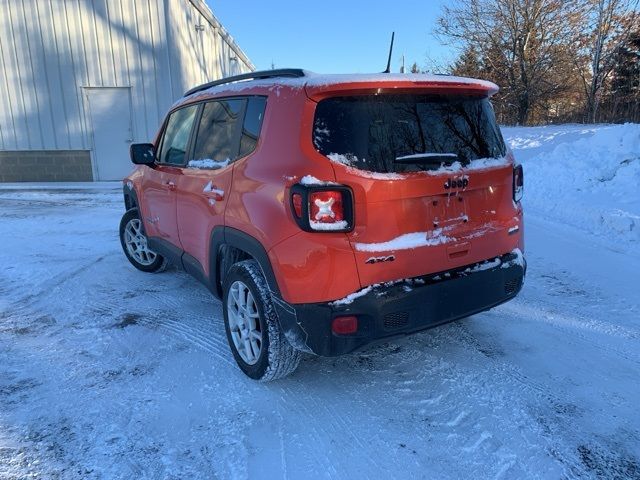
394;153;459;164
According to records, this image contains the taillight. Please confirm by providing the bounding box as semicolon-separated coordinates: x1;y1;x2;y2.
290;184;353;232
310;191;344;224
513;164;524;202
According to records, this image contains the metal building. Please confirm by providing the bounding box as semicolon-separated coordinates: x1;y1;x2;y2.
0;0;253;182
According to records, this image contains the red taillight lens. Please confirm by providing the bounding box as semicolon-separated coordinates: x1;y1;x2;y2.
331;315;358;335
289;184;353;232
513;164;524;202
292;193;303;218
309;191;344;223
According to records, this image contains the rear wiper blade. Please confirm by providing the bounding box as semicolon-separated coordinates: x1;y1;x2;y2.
394;153;459;164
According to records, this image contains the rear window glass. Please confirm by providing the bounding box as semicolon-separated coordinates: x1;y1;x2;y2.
313;94;506;173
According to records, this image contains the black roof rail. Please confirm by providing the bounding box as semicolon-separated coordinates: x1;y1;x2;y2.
184;68;306;97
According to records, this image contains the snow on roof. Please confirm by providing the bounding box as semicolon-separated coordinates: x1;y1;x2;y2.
177;71;498;107
302;72;498;91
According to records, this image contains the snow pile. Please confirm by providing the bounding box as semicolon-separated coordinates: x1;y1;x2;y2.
503;124;640;247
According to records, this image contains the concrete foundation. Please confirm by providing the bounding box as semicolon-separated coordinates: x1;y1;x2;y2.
0;151;93;182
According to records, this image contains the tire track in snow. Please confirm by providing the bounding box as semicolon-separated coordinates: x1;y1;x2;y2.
500;300;640;367
436;317;632;479
353;328;576;478
138;315;235;367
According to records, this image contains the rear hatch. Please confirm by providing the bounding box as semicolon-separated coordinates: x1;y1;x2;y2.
311;90;521;287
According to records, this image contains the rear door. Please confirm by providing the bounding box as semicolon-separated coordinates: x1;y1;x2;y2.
140;105;198;245
313;93;521;286
176;97;260;273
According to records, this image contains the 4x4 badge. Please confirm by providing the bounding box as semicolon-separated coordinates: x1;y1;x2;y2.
365;255;395;264
444;177;469;190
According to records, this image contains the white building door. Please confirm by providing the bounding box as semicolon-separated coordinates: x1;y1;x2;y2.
85;87;133;181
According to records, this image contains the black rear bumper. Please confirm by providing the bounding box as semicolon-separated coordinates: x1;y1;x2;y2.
273;251;526;356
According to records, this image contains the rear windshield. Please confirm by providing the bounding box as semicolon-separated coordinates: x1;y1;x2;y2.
313;94;506;173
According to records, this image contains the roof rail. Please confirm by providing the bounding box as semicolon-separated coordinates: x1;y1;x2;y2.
184;68;306;97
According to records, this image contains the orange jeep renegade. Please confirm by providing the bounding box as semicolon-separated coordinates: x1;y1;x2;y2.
120;69;526;381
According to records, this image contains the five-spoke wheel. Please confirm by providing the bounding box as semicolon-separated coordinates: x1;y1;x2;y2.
223;260;301;381
119;208;167;273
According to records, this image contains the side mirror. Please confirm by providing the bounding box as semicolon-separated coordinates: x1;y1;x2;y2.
130;143;157;166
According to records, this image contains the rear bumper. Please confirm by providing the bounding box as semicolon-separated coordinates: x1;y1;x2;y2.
273;250;526;356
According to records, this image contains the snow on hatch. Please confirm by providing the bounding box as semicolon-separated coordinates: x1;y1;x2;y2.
326;152;509;179
354;229;454;252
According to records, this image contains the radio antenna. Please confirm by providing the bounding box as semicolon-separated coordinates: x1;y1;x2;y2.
383;32;395;73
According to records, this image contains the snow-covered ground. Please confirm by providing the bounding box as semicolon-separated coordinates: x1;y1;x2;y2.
504;123;640;247
1;125;639;479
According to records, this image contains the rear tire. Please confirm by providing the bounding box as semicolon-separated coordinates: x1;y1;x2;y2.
119;208;167;273
223;260;301;381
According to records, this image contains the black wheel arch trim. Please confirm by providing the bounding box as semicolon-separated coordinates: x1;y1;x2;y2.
145;227;282;303
123;183;140;211
211;227;282;299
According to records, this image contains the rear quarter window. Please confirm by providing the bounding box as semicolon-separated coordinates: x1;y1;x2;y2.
239;97;267;157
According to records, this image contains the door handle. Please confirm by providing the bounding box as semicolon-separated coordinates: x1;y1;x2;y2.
164;181;176;191
203;182;224;201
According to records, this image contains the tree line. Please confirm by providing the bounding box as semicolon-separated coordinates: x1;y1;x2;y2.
429;0;639;125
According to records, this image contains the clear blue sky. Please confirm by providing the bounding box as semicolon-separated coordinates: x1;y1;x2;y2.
206;1;458;73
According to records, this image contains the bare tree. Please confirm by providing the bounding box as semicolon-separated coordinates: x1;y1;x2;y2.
578;0;638;122
437;0;584;125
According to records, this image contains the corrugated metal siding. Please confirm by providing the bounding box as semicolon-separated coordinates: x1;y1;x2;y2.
0;0;254;151
166;0;253;100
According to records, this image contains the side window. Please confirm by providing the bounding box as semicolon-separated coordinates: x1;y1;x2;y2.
192;99;244;164
158;105;198;165
239;97;267;157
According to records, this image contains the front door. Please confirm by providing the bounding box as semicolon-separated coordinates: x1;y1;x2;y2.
85;87;133;181
140;104;199;247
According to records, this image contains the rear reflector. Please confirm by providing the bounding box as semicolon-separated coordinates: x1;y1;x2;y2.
331;315;358;335
292;193;303;218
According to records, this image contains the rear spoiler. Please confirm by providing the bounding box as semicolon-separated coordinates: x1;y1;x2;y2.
304;78;499;101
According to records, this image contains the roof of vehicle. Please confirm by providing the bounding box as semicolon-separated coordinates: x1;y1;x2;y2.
175;69;499;109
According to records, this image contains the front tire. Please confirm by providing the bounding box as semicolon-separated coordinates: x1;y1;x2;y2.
223;260;301;381
119;208;167;273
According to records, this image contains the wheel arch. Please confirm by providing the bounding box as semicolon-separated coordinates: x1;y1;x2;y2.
123;184;139;211
211;227;282;300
